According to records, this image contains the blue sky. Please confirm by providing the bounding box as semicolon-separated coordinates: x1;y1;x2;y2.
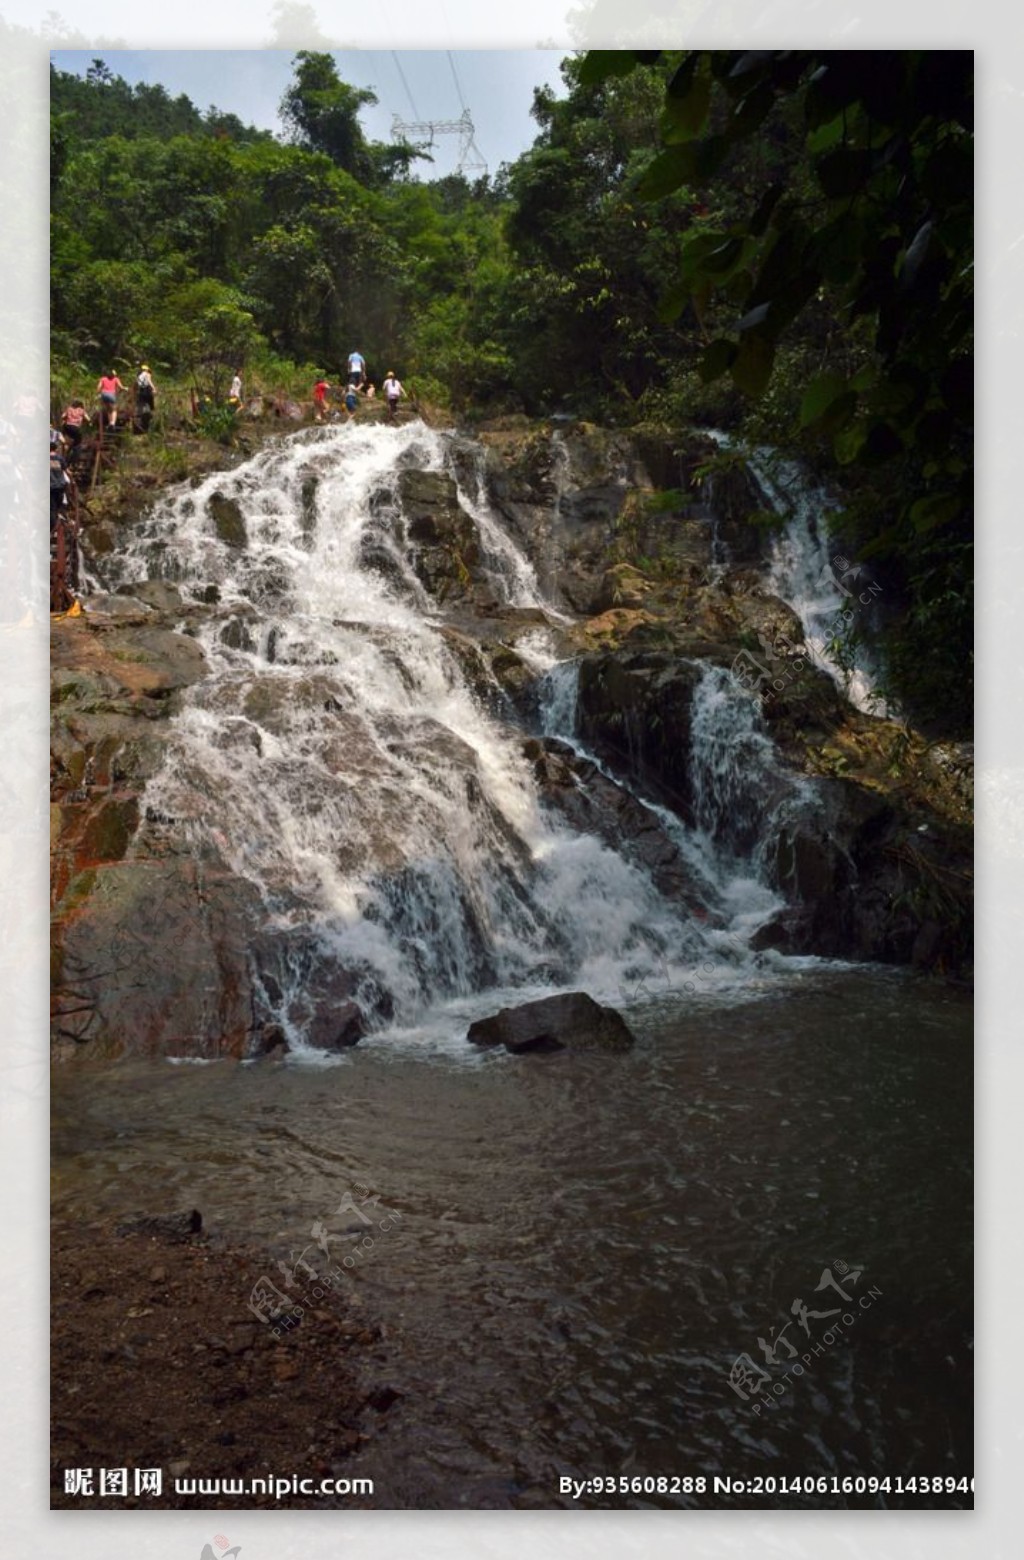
50;48;571;178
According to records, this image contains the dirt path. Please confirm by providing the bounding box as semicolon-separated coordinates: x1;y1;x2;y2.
51;1213;397;1509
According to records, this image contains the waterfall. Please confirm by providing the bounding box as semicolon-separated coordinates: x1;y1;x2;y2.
103;422;736;1047
534;656;797;977
707;434;891;716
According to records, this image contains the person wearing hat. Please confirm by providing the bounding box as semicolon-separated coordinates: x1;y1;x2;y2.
382;370;403;421
135;364;156;429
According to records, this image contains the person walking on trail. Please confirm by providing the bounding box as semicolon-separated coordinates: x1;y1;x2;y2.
347;350;366;388
135;364;156;428
50;434;70;531
382;371;404;421
229;371;243;404
343;382;359;420
60;398;90;451
312;375;331;423
96;370;127;428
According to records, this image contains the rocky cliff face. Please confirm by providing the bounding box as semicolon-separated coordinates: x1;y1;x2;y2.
50;418;972;1061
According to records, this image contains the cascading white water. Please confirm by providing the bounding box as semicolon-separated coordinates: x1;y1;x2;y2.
106;421;729;1049
535;655;799;968
707;433;891;716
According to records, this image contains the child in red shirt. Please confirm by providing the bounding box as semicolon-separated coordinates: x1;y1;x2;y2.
313;377;331;422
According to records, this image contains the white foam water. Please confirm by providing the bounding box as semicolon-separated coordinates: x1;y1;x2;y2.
706;432;892;717
108;421;745;1052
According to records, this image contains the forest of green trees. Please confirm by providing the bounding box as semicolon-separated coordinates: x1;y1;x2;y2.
50;49;972;734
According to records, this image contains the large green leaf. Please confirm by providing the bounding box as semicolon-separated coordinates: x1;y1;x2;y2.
817;146;874;199
661;65;711;143
749;180;783;237
730;331;774;397
578;51;642;87
799;373;850;427
910;493;961;533
656;278;693;324
636;137;728;200
807;113;846;155
699;338;737;382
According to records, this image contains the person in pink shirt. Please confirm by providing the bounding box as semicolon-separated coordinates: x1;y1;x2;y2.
60;399;91;450
96;370;127;427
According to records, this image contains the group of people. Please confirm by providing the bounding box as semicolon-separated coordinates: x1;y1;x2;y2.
93;364;157;431
312;351;406;423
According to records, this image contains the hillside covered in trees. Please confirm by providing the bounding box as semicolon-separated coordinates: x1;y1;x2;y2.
50;49;972;734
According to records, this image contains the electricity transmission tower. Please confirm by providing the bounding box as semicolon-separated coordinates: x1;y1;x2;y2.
388;51;487;178
390;109;487;177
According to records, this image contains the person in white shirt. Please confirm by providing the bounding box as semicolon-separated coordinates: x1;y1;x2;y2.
229;372;243;402
347;350;366;387
382;371;403;420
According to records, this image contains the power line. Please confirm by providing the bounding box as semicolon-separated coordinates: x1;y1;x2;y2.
447;51;467;115
391;52;420;122
386;49;487;178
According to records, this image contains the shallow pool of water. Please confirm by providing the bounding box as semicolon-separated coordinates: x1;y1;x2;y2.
51;964;972;1509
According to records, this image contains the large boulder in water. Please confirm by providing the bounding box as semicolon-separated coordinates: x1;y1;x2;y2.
467;992;636;1054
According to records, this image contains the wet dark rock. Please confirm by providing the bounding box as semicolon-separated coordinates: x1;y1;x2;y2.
527;737;704;905
247;933;365;1053
252;1023;288;1057
763;778;970;970
118;579;184;613
440;628;538;717
115;1209;202;1243
220;617;257;653
85;592;155;621
209;491;247;549
467;991;636;1054
300;474;318;537
366;1384;401;1413
51;858;265;1059
396;469;482;603
303;999;364;1051
576;652;704;821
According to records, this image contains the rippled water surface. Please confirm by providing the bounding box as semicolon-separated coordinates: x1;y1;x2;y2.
52;965;972;1509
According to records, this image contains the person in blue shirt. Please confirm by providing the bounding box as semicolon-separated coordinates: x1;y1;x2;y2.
347;350;366;388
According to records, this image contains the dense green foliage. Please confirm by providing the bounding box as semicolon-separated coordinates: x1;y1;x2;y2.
584;48;973;734
50;49;972;735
